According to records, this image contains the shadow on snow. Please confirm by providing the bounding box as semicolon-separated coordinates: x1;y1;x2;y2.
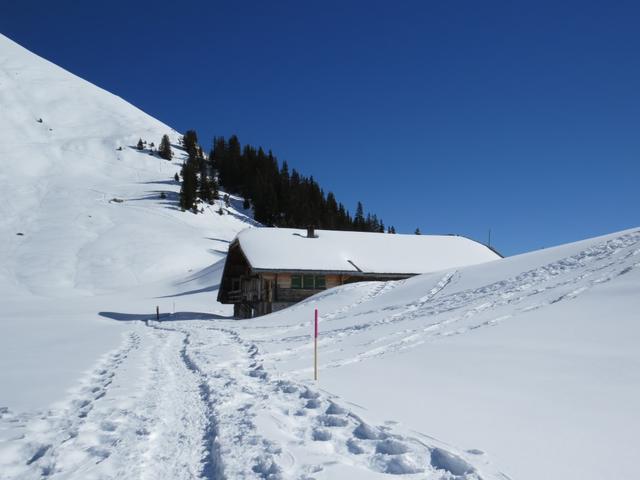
99;311;230;322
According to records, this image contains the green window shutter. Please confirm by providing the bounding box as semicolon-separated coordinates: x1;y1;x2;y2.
291;275;302;289
315;276;326;289
303;274;315;289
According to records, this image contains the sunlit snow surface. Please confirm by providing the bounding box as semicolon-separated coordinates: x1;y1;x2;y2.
1;33;639;480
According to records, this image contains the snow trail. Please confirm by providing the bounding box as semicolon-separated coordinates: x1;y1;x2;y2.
144;322;499;479
0;331;141;478
0;327;216;480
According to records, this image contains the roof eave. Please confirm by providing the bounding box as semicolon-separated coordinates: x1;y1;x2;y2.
249;267;418;278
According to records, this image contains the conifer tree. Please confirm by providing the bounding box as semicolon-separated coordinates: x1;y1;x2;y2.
415;228;421;235
354;202;365;231
183;130;199;160
137;138;144;150
199;176;213;204
212;178;219;200
158;135;172;160
210;136;227;180
179;160;198;212
202;133;392;232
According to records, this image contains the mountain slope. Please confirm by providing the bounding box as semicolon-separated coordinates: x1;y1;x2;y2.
0;33;252;297
0;32;253;410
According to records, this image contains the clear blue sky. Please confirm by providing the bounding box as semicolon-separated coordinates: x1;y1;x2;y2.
2;1;638;255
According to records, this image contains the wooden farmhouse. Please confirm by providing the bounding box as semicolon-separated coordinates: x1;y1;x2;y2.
218;227;501;318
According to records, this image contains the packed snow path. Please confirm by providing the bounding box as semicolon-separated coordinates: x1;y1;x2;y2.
1;322;500;480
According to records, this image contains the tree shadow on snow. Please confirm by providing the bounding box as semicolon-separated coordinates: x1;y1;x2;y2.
205;237;231;243
137;179;180;186
127;191;179;202
99;311;230;322
126;191;183;211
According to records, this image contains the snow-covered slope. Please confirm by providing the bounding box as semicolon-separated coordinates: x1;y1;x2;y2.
0;33;253;409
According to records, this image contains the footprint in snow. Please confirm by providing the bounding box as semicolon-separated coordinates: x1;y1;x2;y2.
304;398;322;409
375;438;410;455
312;428;332;441
429;448;476;476
317;414;348;428
324;402;347;415
353;421;385;440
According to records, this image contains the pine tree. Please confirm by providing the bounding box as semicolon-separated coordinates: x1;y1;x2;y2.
207;134;392;232
174;172;179;182
354;201;365;231
415;228;421;235
212;178;219;200
199;176;214;204
137;138;144;150
183;130;199;160
211;136;227;184
158;135;172;160
179;160;198;212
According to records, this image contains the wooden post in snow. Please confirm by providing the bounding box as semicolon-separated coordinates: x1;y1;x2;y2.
314;308;318;381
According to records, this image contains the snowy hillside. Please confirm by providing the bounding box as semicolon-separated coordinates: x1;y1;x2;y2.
0;33;253;409
1;33;638;480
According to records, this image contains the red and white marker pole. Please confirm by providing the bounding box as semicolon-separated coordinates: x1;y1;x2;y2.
314;308;319;381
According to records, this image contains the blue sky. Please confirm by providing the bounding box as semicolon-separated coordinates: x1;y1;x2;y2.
2;1;638;255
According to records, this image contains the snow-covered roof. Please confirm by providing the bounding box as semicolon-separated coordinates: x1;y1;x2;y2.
235;228;501;275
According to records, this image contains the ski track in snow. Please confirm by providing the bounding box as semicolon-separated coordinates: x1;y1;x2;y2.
273;231;640;371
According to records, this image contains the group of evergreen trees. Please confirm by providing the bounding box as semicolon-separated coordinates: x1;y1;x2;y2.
210;135;392;231
172;130;407;233
178;130;218;212
135;136;170;160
